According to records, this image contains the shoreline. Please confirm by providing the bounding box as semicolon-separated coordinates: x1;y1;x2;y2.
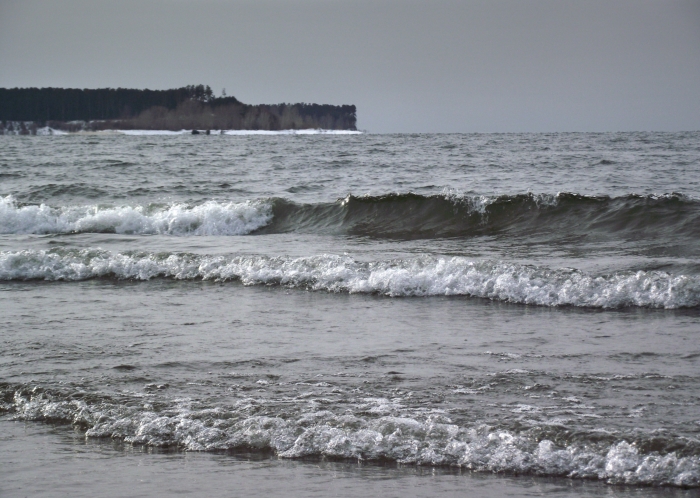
1;127;363;136
8;420;675;498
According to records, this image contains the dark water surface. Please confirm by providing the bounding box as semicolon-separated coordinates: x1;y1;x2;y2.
1;132;699;496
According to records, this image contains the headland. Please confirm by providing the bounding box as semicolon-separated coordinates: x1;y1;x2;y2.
0;85;357;134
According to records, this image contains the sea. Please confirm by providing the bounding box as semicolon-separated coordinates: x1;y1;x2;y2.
1;131;699;497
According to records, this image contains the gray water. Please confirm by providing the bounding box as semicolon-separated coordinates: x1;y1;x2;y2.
1;132;700;496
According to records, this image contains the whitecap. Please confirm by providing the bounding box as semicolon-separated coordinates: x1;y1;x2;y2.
0;250;698;309
0;196;272;236
6;391;699;487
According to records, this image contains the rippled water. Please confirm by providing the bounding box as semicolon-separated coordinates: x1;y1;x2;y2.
1;132;700;496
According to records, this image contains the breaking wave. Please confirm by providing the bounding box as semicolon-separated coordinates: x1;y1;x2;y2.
3;192;699;239
0;195;272;235
1;249;698;308
3;385;699;487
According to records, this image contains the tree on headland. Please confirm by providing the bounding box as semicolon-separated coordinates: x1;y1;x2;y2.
184;85;214;103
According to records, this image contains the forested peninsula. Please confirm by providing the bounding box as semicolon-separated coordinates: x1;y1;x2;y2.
0;85;357;134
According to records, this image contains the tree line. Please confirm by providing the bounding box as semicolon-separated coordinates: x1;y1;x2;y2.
0;85;357;131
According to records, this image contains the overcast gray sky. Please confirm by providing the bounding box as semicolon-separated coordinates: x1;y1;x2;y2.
1;0;699;132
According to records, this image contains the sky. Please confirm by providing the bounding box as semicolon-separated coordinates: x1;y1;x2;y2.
1;0;699;133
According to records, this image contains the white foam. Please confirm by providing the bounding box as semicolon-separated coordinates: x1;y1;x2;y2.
440;188;497;214
0;196;272;236
35;127;68;136
223;129;362;135
8;392;699;487
0;250;698;309
113;130;191;135
109;129;362;136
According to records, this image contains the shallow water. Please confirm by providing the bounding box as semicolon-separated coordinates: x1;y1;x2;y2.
1;132;699;495
4;422;697;498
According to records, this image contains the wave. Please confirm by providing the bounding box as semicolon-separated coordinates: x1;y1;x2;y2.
0;196;272;235
3;385;698;487
261;192;700;239
3;192;699;240
1;249;698;308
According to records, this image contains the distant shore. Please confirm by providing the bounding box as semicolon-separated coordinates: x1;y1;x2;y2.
0;85;358;134
0;123;362;136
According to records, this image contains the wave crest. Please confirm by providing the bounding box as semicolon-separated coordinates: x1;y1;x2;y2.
4;387;698;487
1;249;698;308
3;192;699;239
0;195;272;235
243;191;700;239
